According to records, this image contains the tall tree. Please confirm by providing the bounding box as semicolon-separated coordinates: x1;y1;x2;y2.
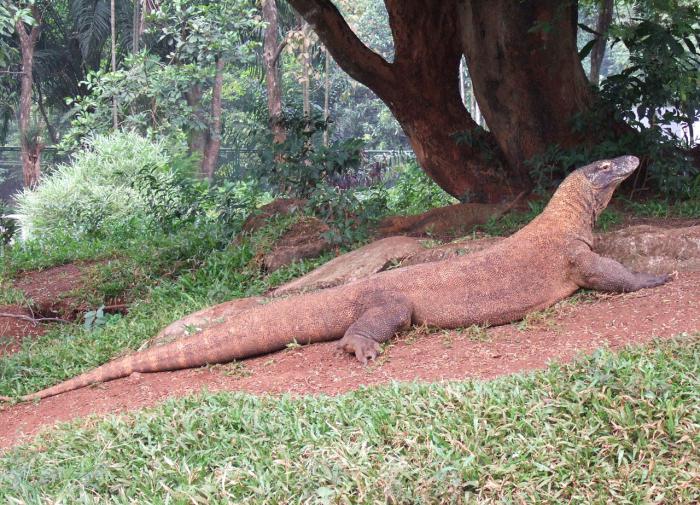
12;1;44;188
589;0;615;84
110;0;118;129
262;0;286;143
155;0;262;179
286;0;622;201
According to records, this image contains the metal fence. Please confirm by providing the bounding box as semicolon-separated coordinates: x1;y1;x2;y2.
0;146;415;202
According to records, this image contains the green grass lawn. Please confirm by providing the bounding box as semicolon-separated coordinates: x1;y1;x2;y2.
1;334;698;504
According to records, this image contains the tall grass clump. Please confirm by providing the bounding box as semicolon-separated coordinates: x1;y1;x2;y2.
14;131;187;241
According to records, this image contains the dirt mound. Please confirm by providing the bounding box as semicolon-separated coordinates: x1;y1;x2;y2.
262;217;332;272
376;194;524;239
13;263;92;319
2;271;698;450
0;305;46;356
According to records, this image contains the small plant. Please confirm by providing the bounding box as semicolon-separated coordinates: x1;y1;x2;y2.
308;184;388;246
385;161;457;215
517;306;558;332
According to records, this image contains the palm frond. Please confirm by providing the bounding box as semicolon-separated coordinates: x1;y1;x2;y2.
70;0;111;62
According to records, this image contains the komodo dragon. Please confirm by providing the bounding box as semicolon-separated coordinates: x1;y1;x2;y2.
3;155;670;402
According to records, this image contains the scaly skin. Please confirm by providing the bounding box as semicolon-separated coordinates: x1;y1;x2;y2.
6;156;669;402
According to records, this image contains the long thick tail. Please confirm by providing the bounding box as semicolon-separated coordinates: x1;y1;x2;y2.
3;289;357;402
16;333;221;401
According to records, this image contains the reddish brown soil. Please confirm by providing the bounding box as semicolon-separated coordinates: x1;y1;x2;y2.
1;271;699;450
0;305;46;356
13;263;91;318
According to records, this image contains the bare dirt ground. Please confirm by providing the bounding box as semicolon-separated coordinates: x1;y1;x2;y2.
1;270;698;450
0;305;46;357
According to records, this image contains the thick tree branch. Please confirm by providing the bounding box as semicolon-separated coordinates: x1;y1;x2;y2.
285;0;396;97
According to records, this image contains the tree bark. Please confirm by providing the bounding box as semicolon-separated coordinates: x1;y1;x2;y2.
132;0;141;53
262;0;286;143
200;55;225;181
110;0;118;129
15;6;43;189
185;84;206;158
287;0;508;201
589;0;614;85
301;21;311;117
323;48;330;146
459;0;598;178
36;81;58;144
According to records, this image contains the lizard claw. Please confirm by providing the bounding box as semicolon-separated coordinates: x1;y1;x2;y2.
336;334;381;364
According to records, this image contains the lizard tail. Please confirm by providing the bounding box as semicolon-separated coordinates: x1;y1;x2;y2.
4;288;357;402
12;327;256;402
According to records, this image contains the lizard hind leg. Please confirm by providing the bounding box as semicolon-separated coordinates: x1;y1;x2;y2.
336;292;413;364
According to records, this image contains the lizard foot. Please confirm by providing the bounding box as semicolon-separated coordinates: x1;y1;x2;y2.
336;334;381;364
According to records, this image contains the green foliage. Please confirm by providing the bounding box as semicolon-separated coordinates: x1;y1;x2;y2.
251;113;365;198
385;161;457;215
15;131;190;240
0;200;16;247
603;2;700;147
1;334;698;502
525;132;698;199
308;184;387;245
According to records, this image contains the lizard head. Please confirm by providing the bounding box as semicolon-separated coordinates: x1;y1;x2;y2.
579;155;639;217
541;156;639;231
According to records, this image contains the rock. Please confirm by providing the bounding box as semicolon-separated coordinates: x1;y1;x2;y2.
262;217;332;272
272;236;424;296
594;225;700;274
147;297;266;348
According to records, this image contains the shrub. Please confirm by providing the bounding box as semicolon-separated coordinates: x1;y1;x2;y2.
15;131;183;240
385;161;457;215
0;200;16;247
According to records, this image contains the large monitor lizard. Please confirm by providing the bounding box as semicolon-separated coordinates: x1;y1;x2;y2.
4;156;669;402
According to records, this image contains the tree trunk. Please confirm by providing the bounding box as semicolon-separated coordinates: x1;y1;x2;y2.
200;55;225;181
301;21;311;117
36;82;58;144
262;0;286;143
288;0;509;201
589;0;615;85
459;0;598;177
15;7;43;189
110;0;118;129
323;48;330;146
132;0;141;53
185;84;206;158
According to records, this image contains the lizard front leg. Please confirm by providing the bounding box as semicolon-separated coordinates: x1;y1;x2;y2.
571;248;670;293
337;292;413;364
